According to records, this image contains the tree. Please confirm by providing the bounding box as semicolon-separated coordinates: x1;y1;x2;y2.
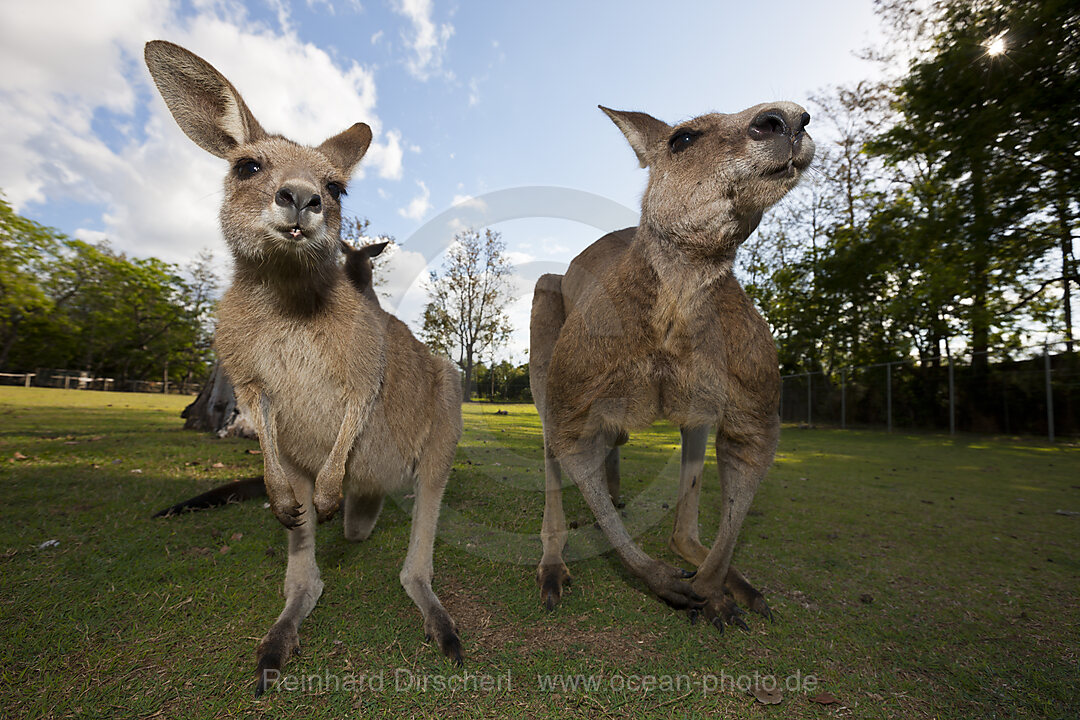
0;196;62;369
420;228;513;400
869;0;1079;368
0;195;218;388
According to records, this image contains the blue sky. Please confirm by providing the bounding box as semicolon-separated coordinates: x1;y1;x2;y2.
0;0;885;361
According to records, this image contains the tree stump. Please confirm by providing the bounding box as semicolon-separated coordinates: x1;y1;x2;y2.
181;361;257;438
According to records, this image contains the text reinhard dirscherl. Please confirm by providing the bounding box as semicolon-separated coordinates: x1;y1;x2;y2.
259;668;819;696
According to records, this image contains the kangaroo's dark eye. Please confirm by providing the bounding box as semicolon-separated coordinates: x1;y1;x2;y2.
326;181;346;201
669;130;701;153
235;159;261;179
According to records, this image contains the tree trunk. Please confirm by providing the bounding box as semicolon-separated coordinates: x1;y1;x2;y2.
463;348;474;402
968;157;992;377
1057;193;1075;353
180;361;257;438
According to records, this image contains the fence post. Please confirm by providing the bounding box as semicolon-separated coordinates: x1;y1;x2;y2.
948;356;955;436
1045;343;1055;443
886;362;893;433
779;375;784;421
806;372;812;427
841;368;846;429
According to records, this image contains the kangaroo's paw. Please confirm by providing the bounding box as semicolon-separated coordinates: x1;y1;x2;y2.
313;491;341;524
267;492;305;529
643;561;706;610
423;610;463;666
254;625;301;697
536;562;572;612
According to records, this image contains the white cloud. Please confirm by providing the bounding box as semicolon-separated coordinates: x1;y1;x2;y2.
0;0;400;266
391;0;454;81
375;246;430;312
504;250;536;266
370;29;384;44
366;129;404;180
398;180;432;221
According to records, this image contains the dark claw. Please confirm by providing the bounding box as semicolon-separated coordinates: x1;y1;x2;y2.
688;608;699;625
680;568;697;579
732;615;750;633
711;616;725;634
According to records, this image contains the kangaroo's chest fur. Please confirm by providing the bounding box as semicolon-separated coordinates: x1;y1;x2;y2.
547;237;778;453
215;272;445;490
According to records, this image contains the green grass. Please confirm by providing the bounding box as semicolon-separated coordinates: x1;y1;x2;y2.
1;386;1078;719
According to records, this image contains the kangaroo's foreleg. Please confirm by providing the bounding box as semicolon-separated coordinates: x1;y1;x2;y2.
313;399;372;523
249;389;303;528
255;477;322;696
537;438;572;611
560;433;704;610
691;416;778;631
399;447;462;664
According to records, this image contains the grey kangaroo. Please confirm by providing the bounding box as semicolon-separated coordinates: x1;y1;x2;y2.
530;104;814;629
144;41;463;695
152;240;389;519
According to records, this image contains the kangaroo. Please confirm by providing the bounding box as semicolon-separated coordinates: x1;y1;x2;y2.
153;240;390;519
531;104;813;629
144;41;463;695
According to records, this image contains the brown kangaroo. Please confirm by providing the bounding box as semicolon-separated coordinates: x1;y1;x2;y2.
144;40;463;695
531;104;814;629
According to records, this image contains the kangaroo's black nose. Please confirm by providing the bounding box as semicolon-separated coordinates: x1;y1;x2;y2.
749;111;790;140
275;185;322;214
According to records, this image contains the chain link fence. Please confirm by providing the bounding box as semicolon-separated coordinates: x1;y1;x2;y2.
780;341;1078;441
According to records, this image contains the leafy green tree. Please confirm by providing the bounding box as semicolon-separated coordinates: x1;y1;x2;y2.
869;0;1078;368
0;197;63;369
0;195;217;388
421;228;513;400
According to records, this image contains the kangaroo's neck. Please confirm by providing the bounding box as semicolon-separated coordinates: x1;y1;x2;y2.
632;224;735;307
232;256;340;317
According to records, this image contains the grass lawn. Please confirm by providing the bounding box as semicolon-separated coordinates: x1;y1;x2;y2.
1;386;1077;719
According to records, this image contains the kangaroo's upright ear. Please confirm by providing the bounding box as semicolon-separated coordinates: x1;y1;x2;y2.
319;123;373;177
361;240;389;259
144;40;267;158
599;106;671;169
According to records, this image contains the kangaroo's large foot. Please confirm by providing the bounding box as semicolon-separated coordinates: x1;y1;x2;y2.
692;592;752;633
423;608;463;665
723;567;773;622
536;562;572;612
691;574;772;633
254;624;301;697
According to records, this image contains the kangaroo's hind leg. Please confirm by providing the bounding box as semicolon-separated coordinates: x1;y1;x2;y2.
537;438;572;611
343;488;384;542
667;426;771;622
690;416;779;631
398;395;462;664
255;467;322;696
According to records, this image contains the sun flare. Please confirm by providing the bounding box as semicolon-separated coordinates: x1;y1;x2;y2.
986;33;1007;57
